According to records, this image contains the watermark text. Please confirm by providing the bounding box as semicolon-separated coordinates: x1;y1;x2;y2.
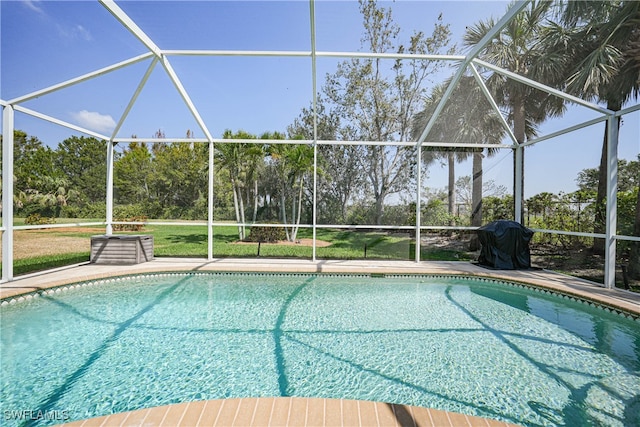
3;409;70;422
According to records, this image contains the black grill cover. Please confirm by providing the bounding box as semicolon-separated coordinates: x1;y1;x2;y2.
477;220;534;269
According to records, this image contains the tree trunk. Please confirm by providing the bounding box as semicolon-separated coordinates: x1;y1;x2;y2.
593;102;622;255
341;197;348;224
238;186;246;240
469;150;483;251
252;179;258;222
231;178;243;240
291;177;305;242
280;191;290;241
592;125;608;255
448;152;456;225
627;188;640;279
290;183;297;242
375;194;385;225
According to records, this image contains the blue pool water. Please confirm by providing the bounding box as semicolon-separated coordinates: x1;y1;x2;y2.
1;273;639;426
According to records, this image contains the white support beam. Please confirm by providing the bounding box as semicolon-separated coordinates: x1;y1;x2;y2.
112;137;512;149
163;49;466;62
415;1;531;146
415;146;422;262
160;56;214;141
103;0;214;142
208;141;214;260
113;137;211;144
2;105;14;282
310;0;318;262
473;59;614;115
99;0;162;57
465;2;531;64
105;141;115;235
320;140;513;149
469;63;518;145
316;52;466;61
164;50;311;58
8;53;153;105
604;115;619;289
111;57;159;140
111;137;511;149
13;105;109;140
523;115;608;147
615;103;640;116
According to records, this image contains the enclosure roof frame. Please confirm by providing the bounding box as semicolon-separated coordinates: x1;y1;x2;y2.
1;0;633;289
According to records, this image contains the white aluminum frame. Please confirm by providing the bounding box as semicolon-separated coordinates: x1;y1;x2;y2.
1;0;636;290
2;105;15;282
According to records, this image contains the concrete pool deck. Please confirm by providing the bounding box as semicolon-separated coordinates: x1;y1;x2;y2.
2;258;639;427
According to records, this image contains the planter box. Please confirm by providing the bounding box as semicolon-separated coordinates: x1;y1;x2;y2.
90;235;154;265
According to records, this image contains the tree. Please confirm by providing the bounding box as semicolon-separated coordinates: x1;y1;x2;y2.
323;0;453;224
55;136;108;207
544;1;639;256
412;75;505;248
1;130;63;215
287;100;363;224
28;176;78;217
413;82;468;225
483;195;514;223
216;130;265;240
267;135;314;242
10;131;57;192
629;188;640;279
114;141;153;206
576;154;640;278
150;140;208;219
576;157;639;195
464;1;565;222
526;192;557;222
456;176;507;220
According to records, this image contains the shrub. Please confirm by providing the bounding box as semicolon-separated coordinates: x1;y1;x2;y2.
24;213;56;225
113;215;147;232
113;205;147;231
80;202;106;219
246;225;286;242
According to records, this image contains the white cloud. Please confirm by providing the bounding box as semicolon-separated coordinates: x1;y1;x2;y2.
56;23;93;41
71;110;116;133
21;0;44;14
75;25;93;41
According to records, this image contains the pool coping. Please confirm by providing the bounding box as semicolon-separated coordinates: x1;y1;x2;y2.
59;397;521;427
2;258;639;318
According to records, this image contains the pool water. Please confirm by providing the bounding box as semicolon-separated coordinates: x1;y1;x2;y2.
1;273;639;426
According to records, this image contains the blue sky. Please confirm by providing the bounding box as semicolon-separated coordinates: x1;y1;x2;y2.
1;0;638;198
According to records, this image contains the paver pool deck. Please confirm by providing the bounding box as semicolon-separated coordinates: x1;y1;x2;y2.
2;258;639;427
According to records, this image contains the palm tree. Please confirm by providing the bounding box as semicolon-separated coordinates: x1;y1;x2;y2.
464;1;566;222
543;0;640;256
268;141;314;242
30;176;78;217
413;82;468;226
217;130;265;240
413;75;504;248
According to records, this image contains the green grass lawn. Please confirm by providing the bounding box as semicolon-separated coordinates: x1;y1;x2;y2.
3;223;472;276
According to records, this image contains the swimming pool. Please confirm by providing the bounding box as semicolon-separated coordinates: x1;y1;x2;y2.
1;273;638;426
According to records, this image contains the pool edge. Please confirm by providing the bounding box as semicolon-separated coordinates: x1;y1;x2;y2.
2;258;639;318
58;397;522;427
